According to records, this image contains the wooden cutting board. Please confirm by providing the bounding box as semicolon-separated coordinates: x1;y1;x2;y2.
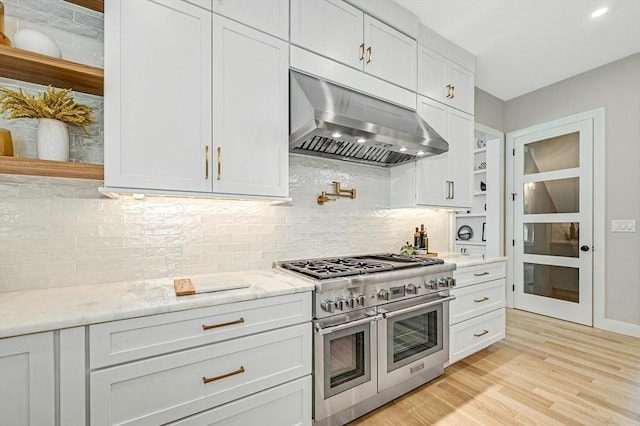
416;252;439;258
174;275;251;296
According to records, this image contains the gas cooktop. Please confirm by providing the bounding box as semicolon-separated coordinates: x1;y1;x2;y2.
276;254;444;280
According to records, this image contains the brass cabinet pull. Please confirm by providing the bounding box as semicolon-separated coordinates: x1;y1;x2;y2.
474;296;490;303
359;43;365;61
216;147;221;180
203;366;245;384
445;181;454;199
446;84;455;99
451;181;454;199
202;317;245;331
474;330;489;337
366;46;372;64
205;145;209;179
474;272;490;276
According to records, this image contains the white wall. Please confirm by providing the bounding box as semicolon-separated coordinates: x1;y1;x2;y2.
0;155;451;292
503;53;640;326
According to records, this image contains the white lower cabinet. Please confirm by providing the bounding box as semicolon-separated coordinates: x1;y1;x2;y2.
169;376;312;426
0;328;86;426
89;293;312;426
449;261;506;364
0;332;55;426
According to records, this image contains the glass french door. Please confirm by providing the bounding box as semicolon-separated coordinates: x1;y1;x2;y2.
513;118;593;325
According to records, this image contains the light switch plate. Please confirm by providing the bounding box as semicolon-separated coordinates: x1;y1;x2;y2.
611;219;637;232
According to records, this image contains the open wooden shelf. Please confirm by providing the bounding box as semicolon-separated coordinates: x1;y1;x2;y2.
0;156;104;180
64;0;104;13
0;45;104;96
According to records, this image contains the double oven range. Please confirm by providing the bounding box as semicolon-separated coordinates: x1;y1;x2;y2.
276;254;456;426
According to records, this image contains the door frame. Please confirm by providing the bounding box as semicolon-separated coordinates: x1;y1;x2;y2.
506;108;605;327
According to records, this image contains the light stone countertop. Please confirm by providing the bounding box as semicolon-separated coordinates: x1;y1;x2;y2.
0;269;314;339
437;252;508;269
0;255;508;339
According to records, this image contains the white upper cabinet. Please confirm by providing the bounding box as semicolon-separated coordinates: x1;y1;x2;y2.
290;0;417;91
213;15;289;197
391;96;473;209
104;0;213;193
213;0;290;40
364;14;417;91
418;45;474;114
104;0;289;199
290;0;364;69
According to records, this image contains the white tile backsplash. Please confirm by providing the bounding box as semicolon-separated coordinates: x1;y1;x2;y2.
0;155;453;292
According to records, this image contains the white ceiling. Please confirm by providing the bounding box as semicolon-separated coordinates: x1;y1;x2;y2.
395;0;640;101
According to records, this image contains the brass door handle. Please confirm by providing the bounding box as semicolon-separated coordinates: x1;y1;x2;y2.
203;366;245;384
366;46;372;64
216;147;221;180
202;317;245;330
205;145;209;179
474;297;490;303
359;43;365;61
474;330;489;337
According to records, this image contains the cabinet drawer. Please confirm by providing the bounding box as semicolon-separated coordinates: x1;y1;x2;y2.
90;292;311;368
453;262;505;288
90;323;312;426
449;309;505;364
450;279;505;325
169;376;311;426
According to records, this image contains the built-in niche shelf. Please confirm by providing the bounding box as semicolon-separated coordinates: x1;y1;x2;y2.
0;157;104;180
0;0;105;180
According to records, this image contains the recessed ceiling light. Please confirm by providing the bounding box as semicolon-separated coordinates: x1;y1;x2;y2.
356;137;366;143
332;132;341;138
399;147;408;152
416;151;425;156
591;7;608;18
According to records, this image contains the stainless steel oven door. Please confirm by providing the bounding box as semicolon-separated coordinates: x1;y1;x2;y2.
377;294;454;391
313;310;380;423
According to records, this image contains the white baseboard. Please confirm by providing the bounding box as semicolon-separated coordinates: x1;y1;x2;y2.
595;318;640;338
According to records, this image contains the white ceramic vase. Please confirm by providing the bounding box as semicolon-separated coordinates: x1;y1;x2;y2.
37;118;69;161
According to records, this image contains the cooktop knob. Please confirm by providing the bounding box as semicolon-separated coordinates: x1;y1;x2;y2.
321;300;335;313
406;283;418;294
346;296;356;309
378;289;390;300
426;280;437;289
335;298;345;311
357;295;366;306
438;278;448;288
446;277;456;287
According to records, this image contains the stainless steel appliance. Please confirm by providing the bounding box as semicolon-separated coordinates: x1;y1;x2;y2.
289;71;449;167
275;254;456;426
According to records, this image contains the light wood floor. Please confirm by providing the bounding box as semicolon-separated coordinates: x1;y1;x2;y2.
349;308;640;426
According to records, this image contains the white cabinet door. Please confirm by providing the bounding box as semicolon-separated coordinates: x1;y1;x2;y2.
418;45;474;114
104;0;213;193
415;96;472;208
213;16;289;197
290;0;363;69
363;14;416;91
0;332;55;426
447;108;473;207
447;62;474;114
416;96;449;206
213;0;289;40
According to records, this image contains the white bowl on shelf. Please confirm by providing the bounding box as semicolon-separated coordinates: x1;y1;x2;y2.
13;29;62;58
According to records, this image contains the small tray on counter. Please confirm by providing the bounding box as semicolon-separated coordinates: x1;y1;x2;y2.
174;276;251;296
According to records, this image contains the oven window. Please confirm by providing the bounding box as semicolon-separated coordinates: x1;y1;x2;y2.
323;323;372;398
387;305;443;371
330;333;365;387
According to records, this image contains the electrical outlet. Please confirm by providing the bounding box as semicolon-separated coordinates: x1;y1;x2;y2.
611;219;637;232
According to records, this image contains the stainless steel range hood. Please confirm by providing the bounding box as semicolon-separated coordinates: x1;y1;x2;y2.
289;70;448;167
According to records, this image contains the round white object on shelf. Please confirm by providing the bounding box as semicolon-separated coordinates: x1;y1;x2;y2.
13;29;62;58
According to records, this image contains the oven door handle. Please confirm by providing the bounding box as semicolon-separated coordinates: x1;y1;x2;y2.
315;314;382;335
381;295;456;319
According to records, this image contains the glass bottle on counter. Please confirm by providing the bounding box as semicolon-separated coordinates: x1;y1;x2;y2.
413;227;421;249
